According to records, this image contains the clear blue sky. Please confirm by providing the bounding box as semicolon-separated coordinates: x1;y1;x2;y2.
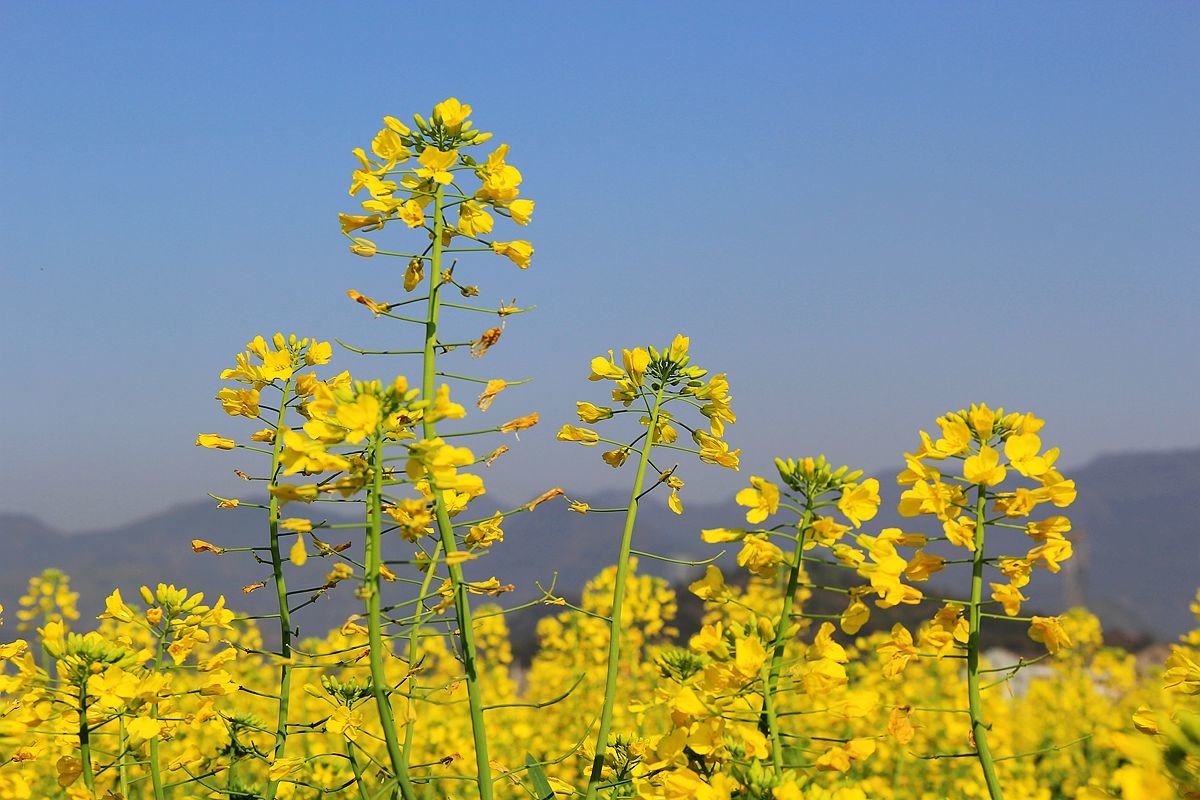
2;2;1197;530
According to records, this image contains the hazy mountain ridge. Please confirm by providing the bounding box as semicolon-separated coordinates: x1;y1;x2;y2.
1;446;1196;643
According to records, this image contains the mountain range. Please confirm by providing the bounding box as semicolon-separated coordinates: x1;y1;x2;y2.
2;446;1196;648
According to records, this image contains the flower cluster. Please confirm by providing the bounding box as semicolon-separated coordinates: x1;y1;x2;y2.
340;97;534;270
559;335;739;513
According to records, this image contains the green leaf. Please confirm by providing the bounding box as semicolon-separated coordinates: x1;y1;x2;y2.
525;754;556;799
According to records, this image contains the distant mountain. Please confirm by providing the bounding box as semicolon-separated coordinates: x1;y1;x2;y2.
1;447;1196;646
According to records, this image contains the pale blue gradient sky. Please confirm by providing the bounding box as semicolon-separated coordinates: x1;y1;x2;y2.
2;2;1198;530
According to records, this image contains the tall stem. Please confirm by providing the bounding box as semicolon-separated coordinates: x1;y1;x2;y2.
265;378;294;800
968;485;1004;799
77;677;95;793
366;434;417;800
584;384;666;800
424;184;492;800
149;630;167;800
402;542;444;772
759;503;813;774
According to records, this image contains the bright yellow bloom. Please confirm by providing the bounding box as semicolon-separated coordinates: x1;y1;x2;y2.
840;596;870;634
398;199;425;228
415;146;458;185
904;550;946;582
335;393;382;443
963;444;1007;486
491;239;533;268
432;97;472;131
736;535;784;578
305;341;332;365
1029;615;1072;654
456;201;494;237
576;401;614;423
694;431;741;470
968;403;997;439
735;476;779;524
688;566;729;602
1027;535;1073;572
877;624;918;678
216;387;260;418
507;198;534;225
838;478;881;527
991;582;1028;616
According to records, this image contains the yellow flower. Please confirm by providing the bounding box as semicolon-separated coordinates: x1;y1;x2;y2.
269;483;319;505
601;447;629;467
576;401;614;423
432;97;472;131
335;393;382;443
990;582;1028;616
432;383;468;422
837;478;881;527
877;624;918;678
667;488;683;514
688;566;729;602
968;403;997;439
456;201;494;237
736;535;784;578
694;431;741;470
305;341;332;365
587;350;624;382
1028;615;1073;654
371;127;409;163
196;433;235;450
349;237;377;257
1005;432;1051;477
904;550;946;582
398;199;425;228
963;444;1007;486
326;706;364;741
556;424;599;445
416;146;458;184
1027;535;1073;572
507;198;534;225
735;476;779;524
491;239;534;268
998;556;1033;587
216;387;260;418
840;596;870;634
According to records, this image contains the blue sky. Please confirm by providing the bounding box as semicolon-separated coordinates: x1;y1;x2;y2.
2;2;1198;530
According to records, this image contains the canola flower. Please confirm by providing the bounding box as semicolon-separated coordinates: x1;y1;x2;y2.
557;334;739;799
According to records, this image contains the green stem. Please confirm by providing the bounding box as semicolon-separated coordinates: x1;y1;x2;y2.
424;183;493;800
759;502;813;774
584;383;666;800
150;629;167;800
264;378;295;800
366;434;417;800
402;542;444;773
968;485;1004;799
347;741;372;800
77;677;95;792
117;715;130;799
759;660;784;778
